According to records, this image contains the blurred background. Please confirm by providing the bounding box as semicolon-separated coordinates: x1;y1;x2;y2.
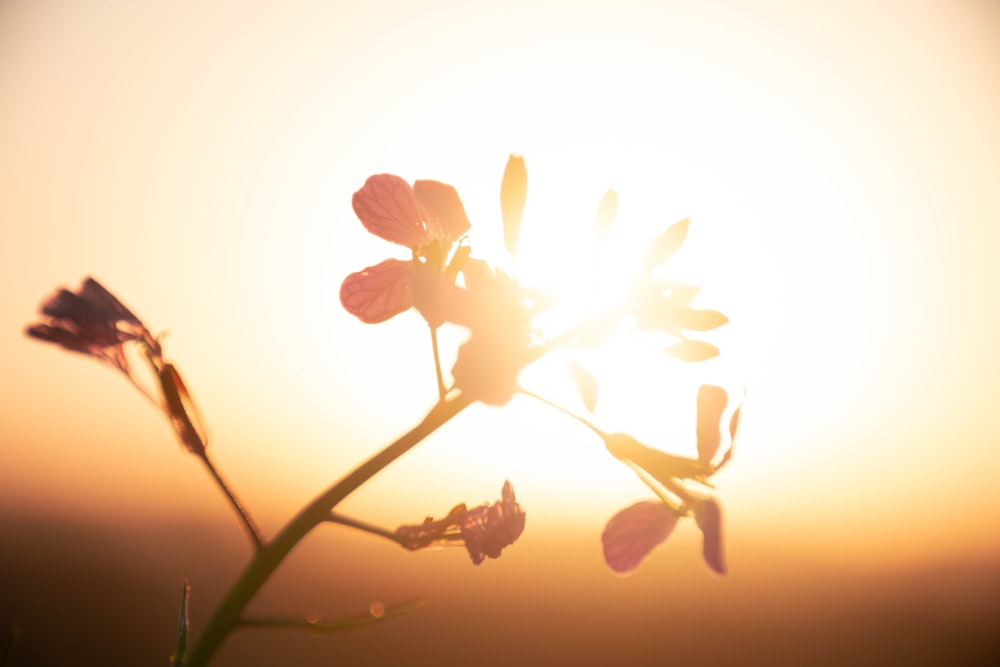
1;0;998;664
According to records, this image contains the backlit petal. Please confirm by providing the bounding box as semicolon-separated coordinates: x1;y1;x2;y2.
601;501;679;575
352;174;427;248
696;385;728;464
413;179;471;242
694;497;726;575
340;259;415;323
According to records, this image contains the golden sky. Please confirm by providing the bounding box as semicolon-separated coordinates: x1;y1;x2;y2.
1;1;999;663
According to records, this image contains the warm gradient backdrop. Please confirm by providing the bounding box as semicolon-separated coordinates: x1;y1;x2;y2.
2;1;998;665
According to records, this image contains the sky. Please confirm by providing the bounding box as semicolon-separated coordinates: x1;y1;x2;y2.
1;1;999;665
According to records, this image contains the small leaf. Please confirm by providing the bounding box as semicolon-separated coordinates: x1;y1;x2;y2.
643;218;689;270
500;155;527;259
593;189;618;248
567;361;599;413
169;580;191;666
666;340;719;362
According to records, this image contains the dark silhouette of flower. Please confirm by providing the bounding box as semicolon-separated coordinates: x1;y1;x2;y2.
26;277;156;373
395;481;526;565
340;174;471;324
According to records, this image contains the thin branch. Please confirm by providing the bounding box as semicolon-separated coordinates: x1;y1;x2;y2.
199;454;264;550
429;324;446;402
326;512;407;547
515;386;606;438
185;392;474;666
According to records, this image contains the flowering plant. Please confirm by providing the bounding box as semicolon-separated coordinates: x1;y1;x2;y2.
25;156;740;665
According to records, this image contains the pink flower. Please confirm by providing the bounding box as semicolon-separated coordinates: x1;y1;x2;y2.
340;174;471;324
395;481;526;565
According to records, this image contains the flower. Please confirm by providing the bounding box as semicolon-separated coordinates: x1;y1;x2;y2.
441;260;535;406
26;277;156;372
395;480;526;565
340;174;471;324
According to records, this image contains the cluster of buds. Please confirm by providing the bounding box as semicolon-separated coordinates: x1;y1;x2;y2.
395;481;526;565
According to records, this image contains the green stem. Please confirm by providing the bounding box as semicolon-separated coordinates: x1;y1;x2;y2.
184;392;473;666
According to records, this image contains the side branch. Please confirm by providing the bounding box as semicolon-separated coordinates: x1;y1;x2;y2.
185;392;474;666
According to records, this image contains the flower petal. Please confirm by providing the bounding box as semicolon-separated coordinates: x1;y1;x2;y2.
340;259;415;323
694;497;726;575
696;385;728;465
413;179;471;242
352;174;427;248
601;501;679;575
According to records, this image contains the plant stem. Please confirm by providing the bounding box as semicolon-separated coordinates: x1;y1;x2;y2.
429;324;446;402
184;392;473;666
515;386;605;438
199;454;264;550
326;512;407;547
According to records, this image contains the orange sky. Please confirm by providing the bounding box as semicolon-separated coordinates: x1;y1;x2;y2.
1;1;999;663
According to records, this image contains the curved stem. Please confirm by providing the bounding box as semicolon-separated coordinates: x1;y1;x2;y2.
185;392;473;666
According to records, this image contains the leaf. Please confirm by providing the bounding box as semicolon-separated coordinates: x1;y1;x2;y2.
593;189;618;248
642;218;689;270
500;155;527;259
567;361;599;413
169;580;191;666
665;340;719;362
